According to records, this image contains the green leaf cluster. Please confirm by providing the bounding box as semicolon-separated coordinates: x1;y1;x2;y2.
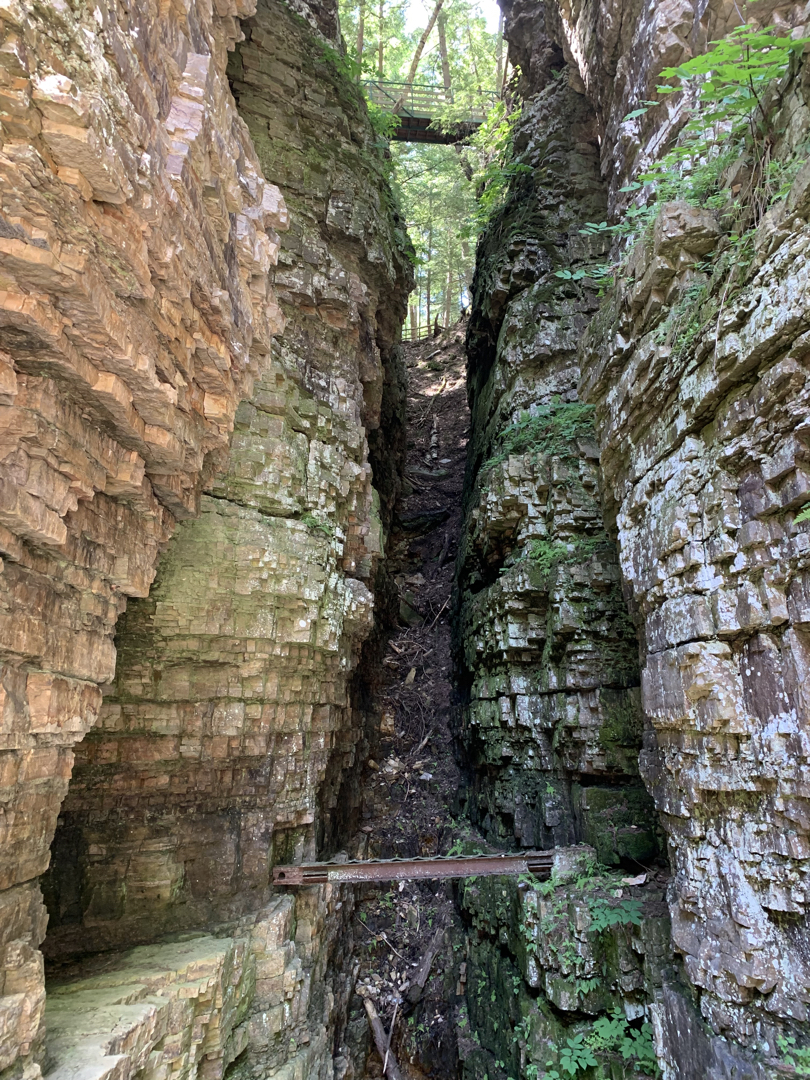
544;1014;658;1077
300;512;335;538
464;100;529;234
778;1034;810;1075
582;23;810;246
337;0;504;330
587;897;643;933
367;100;400;141
657;24;801;111
319;42;363;83
524;535;611;577
589;1011;659;1072
554;265;613;286
551;1033;599;1076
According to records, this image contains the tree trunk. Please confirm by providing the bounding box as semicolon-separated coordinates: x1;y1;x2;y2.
405;925;446;1004
410;304;418;341
501;56;510;99
495;9;503;93
466;28;481;91
395;0;445;106
426;217;433;330
444;252;453;328
356;0;365;77
454;143;473;180
377;0;384;77
362;997;404;1080
437;12;452;93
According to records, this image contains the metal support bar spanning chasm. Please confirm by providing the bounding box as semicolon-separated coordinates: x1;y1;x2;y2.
273;851;554;885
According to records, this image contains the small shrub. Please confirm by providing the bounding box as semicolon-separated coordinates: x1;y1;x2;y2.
778;1035;810;1076
300;512;335;538
582;24;810;246
587;897;643;932
482;402;596;476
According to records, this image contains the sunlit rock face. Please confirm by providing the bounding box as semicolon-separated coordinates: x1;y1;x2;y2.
0;0;410;1073
580;96;810;1080
44;0;413;937
581;190;810;1063
0;0;288;1071
469;0;810;1075
528;0;805;211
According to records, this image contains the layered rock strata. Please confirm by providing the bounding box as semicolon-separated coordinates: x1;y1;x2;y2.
477;0;810;1073
0;0;288;1072
578;37;810;1080
43;0;409;959
42;890;349;1080
457;18;658;871
531;0;805;212
458;847;670;1080
0;0;410;1076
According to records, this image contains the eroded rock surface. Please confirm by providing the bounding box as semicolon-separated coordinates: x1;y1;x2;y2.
458;20;658;887
0;0;410;1075
0;0;289;1071
519;0;806;212
462;0;810;1074
581;75;810;1067
458;847;671;1079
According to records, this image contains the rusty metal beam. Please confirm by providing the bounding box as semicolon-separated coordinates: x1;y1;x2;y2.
272;851;553;886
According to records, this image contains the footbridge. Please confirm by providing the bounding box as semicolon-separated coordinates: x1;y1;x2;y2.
363;80;494;143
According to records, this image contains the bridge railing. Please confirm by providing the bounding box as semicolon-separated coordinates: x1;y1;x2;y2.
363;80;495;125
408;323;434;341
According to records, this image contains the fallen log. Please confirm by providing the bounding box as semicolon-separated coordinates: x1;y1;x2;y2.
405;924;445;1004
362;996;404;1080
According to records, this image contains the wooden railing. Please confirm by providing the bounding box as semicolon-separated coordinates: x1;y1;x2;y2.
363;80;494;125
408;323;435;341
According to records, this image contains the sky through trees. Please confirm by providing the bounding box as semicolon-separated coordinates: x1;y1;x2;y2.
337;0;508;335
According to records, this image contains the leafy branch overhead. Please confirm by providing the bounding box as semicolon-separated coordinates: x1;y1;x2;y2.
583;23;810;244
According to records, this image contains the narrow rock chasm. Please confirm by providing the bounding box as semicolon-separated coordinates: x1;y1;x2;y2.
2;0;810;1079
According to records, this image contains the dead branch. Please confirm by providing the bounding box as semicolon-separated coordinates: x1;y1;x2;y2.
437;530;451;570
383;1002;399;1075
405;924;446;1004
426;595;450;630
395;0;445;107
362;996;405;1080
413;728;434;756
416;376;448;427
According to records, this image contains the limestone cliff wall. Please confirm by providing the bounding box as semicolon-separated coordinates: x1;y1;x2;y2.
0;0;410;1076
458;848;670;1079
575;12;810;1076
0;0;289;1071
455;10;669;1072
43;0;411;965
518;0;806;212
458;5;659;885
464;0;810;1075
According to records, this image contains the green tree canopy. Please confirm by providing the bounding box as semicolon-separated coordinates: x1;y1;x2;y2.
338;0;507;334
